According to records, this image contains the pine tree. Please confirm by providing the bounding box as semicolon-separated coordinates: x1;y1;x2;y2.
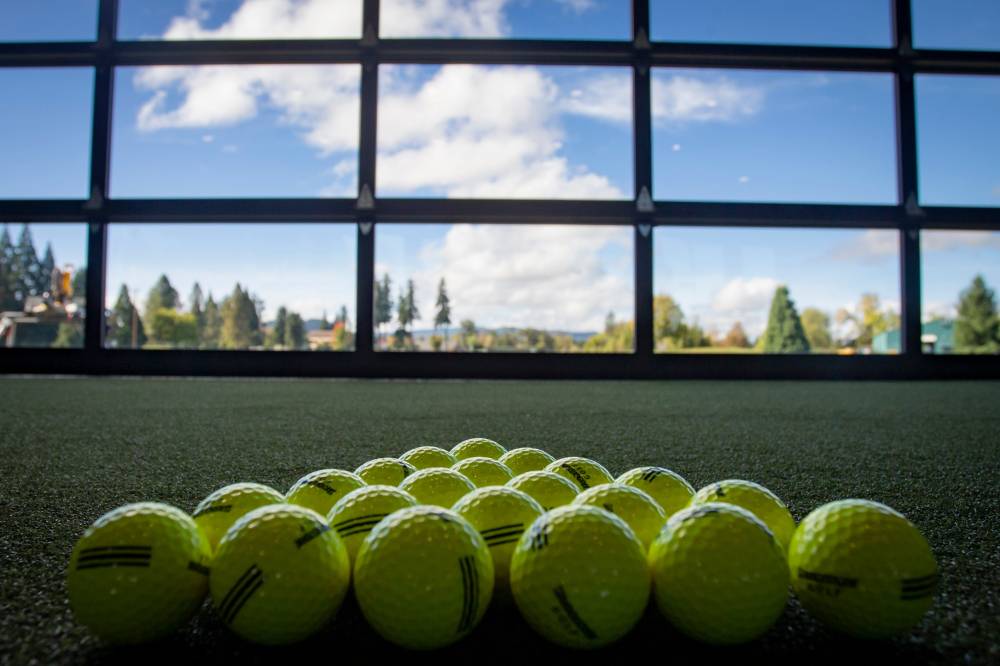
109;285;146;349
406;279;419;326
38;243;56;296
285;312;306;350
201;294;221;349
268;306;288;348
12;224;40;305
189;283;204;339
374;273;393;345
71;268;86;301
954;275;1000;353
434;278;451;349
219;284;260;349
0;226;13;310
336;305;349;330
762;286;810;353
145;274;180;320
320;309;331;331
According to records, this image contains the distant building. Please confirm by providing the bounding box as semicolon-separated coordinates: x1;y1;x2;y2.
872;319;955;354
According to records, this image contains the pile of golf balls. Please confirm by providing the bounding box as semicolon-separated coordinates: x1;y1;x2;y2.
68;437;938;649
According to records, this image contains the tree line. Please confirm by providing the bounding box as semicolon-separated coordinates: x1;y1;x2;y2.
0;224;86;312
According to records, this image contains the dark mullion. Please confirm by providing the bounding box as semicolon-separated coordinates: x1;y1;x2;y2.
893;0;923;358
354;0;379;356
83;0;117;352
632;0;654;358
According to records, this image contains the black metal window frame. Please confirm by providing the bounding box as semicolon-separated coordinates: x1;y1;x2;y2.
1;0;998;379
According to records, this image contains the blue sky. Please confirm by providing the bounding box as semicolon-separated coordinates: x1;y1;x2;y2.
1;1;998;337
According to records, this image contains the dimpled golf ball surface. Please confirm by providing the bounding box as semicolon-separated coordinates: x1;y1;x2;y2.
400;446;458;470
789;499;938;639
452;456;514;488
573;484;666;550
68;502;210;645
510;505;650;649
545;457;614;491
506;471;579;510
354;506;494;650
616;467;695;518
398;468;476;507
450;437;507;461
648;503;789;645
209;504;350;645
500;447;557;476
452;487;545;595
692;479;796;552
193;482;286;553
326;485;418;562
286;469;365;517
355;457;417;486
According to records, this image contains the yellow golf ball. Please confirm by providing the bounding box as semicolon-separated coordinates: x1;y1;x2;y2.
326;485;418;563
285;469;365;517
192;483;285;553
544;456;614;491
399;446;458;470
691;479;796;552
506;471;579;510
616;466;695;517
398;468;476;507
573;483;667;550
452;456;514;488
499;447;556;476
450;437;506;461
354;457;417;486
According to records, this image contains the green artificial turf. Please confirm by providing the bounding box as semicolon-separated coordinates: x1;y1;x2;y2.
1;377;998;664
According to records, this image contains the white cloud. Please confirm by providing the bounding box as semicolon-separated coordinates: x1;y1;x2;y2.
830;230;898;262
671;143;681;151
922;230;1000;252
712;276;780;314
652;75;765;123
162;0;362;39
555;0;597;12
738;175;749;184
403;225;632;331
559;71;632;124
381;0;509;38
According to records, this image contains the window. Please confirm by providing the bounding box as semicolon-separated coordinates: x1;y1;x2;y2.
651;0;891;48
375;224;633;352
912;0;1000;52
921;231;1000;354
118;0;362;40
380;0;629;40
652;69;897;204
653;227;901;354
105;224;356;351
0;68;94;199
377;65;632;200
0;1;98;42
111;65;361;198
0;223;87;349
916;75;1000;207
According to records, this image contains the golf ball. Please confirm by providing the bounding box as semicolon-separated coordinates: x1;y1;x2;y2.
400;446;458;470
192;483;286;553
452;456;514;488
354;457;417;486
691;479;796;552
789;499;938;639
209;504;350;645
398;468;476;507
286;469;365;517
68;502;211;645
354;506;494;650
506;471;579;510
544;456;614;491
499;447;556;476
326;485;418;563
510;505;650;648
648;503;789;645
452;486;545;597
450;437;506;461
572;483;667;550
616;466;695;517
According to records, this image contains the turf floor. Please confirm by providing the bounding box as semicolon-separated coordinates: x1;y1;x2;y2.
1;377;998;665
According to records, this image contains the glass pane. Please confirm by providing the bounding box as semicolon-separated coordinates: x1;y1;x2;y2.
105;224;356;350
377;65;632;199
652;0;891;47
381;0;629;40
916;75;1000;207
652;69;897;204
375;224;633;352
0;68;94;199
112;65;361;198
913;0;1000;51
0;1;98;42
653;227;900;354
1;223;87;348
921;231;1000;354
118;0;361;40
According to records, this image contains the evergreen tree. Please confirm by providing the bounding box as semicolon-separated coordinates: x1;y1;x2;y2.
801;308;833;351
145;274;180;320
434;278;451;348
406;279;419;327
201;294;221;349
374;273;393;344
285;312;306;350
268;306;288;348
12;224;40;305
109;285;146;348
762;286;810;353
52;323;83;348
149;309;199;347
0;226;13;310
954;275;1000;353
320;309;331;331
722;321;751;348
71;267;86;301
336;305;349;330
219;283;261;349
38;244;56;296
189;283;205;338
